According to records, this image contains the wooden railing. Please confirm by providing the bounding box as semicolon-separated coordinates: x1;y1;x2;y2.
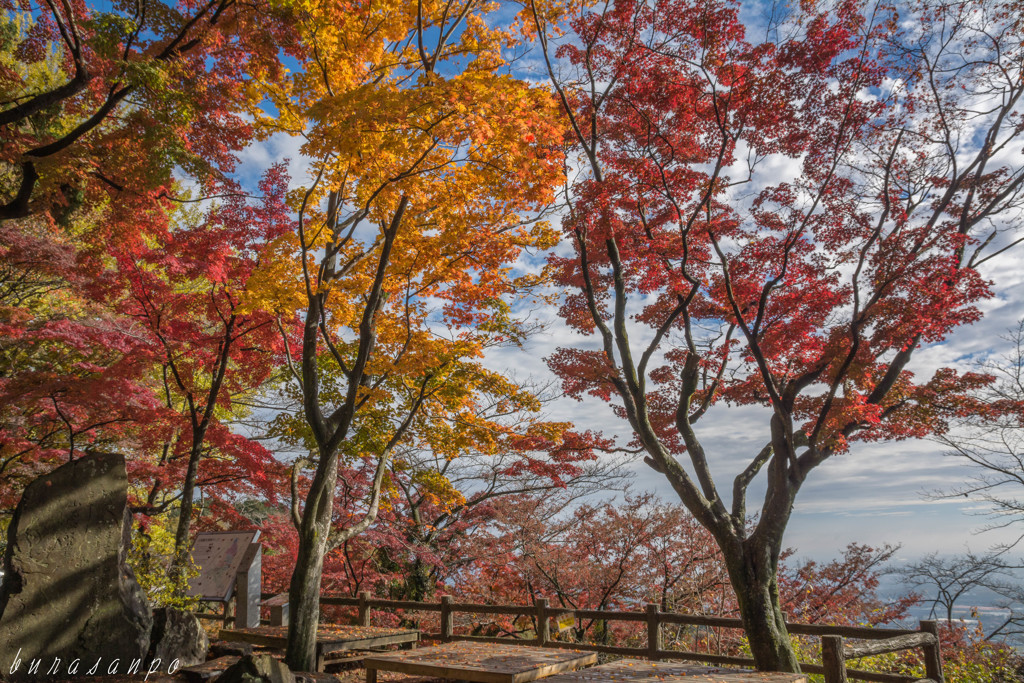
296;592;943;683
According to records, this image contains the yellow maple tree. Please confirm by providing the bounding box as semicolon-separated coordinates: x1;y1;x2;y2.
246;0;568;669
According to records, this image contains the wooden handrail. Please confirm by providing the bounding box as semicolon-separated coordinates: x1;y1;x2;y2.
261;592;944;683
820;620;944;683
844;632;936;659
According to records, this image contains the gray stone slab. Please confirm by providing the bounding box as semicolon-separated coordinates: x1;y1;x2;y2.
0;451;152;674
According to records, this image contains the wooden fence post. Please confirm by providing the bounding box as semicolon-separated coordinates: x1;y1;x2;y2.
920;620;944;683
536;598;550;646
441;595;454;642
358;591;371;627
646;604;662;660
821;635;848;683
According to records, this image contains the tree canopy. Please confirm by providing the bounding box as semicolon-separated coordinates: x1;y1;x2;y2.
1;0;1023;677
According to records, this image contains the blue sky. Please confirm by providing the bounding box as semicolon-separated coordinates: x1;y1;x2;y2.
474;262;1024;564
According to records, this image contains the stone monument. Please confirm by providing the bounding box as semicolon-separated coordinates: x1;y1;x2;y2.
0;451;152;672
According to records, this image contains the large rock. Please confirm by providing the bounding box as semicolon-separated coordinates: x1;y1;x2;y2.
0;451;152;673
149;607;208;667
216;654;296;683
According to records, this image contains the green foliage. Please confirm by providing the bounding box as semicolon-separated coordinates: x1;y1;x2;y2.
784;636;925;683
939;635;1024;683
128;513;200;610
0;515;8;558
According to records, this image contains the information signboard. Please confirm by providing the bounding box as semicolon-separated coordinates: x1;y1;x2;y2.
186;530;260;602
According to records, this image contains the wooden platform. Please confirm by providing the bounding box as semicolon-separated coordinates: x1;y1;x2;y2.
540;659;808;683
217;624;419;671
363;641;598;683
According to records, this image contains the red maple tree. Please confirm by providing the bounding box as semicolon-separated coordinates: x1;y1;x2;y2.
91;168;298;566
534;0;1024;669
0;0;298;220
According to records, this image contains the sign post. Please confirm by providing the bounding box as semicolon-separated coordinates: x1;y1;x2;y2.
186;530;262;626
234;542;262;628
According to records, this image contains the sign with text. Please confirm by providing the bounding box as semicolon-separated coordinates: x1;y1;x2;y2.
186;530;259;602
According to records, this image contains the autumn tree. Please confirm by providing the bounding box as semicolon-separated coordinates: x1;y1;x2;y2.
1;169;299;601
455;494;729;645
90;169;297;571
533;0;1024;670
245;373;625;604
1;0;298;552
780;544;915;627
0;0;295;221
0;215;159;507
385;385;627;601
454;493;650;640
253;0;566;668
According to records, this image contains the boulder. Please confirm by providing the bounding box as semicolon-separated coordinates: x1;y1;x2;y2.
216;653;296;683
148;607;208;667
0;451;152;674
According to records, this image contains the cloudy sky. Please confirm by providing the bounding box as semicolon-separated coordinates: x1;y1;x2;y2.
476;256;1024;564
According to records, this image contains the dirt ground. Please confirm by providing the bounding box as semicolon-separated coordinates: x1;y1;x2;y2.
29;661;440;683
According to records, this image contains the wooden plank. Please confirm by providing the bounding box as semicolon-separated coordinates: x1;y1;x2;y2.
654;650;757;668
573;609;647;622
441;596;454;642
656;613;743;629
537;598;551;646
218;625;418;650
412;634;912;677
785;624;919;640
645;604;660;661
368;598;443;611
842;670;930;683
821;635;848;683
312;596;927;643
180;656;240;683
430;635;547;647
452;602;536;616
432;636;645;658
264;593;289;607
545;641;648;658
216;629;287;648
419;636;754;664
844;633;936;660
919;621;943;683
319;633;420;657
539;659;807;683
321;596;360;606
363;641;597;683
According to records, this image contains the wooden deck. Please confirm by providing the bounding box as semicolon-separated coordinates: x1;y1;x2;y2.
540;659;808;683
363;641;598;683
217;624;419;671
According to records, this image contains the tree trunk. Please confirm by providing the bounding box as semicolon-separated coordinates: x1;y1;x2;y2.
285;525;329;671
724;544;800;672
170;443;202;591
405;557;433;601
285;455;339;671
173;449;201;551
